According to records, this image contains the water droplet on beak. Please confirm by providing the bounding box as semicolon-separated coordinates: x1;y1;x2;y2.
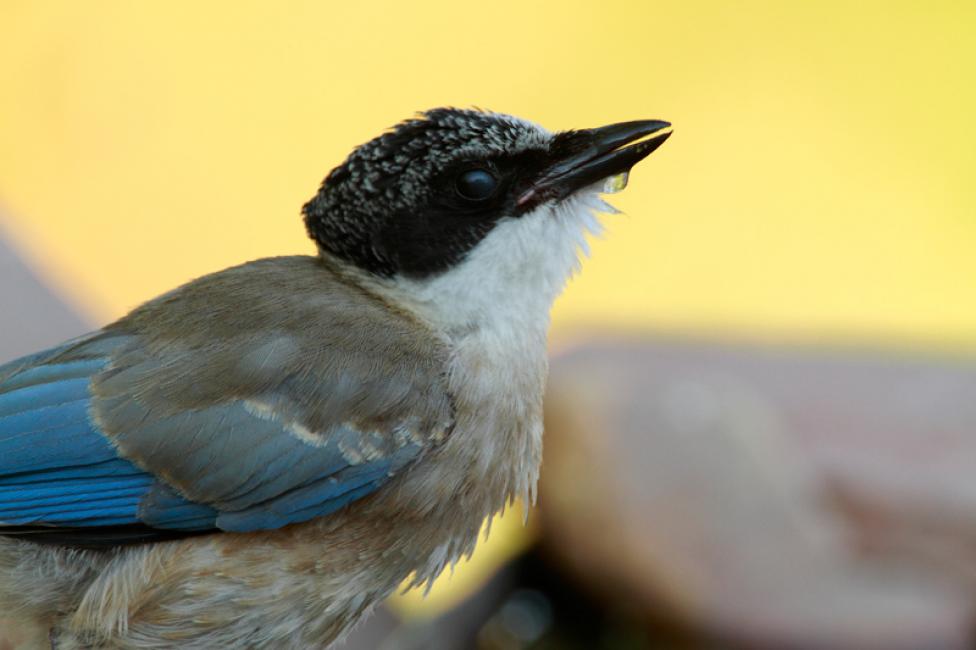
602;171;629;194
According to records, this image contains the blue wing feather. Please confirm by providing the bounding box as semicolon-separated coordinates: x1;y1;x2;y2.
0;459;149;484
0;335;425;540
0;359;107;393
137;484;219;530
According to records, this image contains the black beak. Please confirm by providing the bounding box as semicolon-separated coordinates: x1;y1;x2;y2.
517;120;672;208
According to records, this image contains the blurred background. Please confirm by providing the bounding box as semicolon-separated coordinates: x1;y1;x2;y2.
1;1;975;648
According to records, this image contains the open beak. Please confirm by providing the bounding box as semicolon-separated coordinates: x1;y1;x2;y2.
517;120;672;208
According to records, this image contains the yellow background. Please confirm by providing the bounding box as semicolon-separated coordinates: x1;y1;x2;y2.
1;0;974;614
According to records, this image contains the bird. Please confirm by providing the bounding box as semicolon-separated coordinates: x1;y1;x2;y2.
0;107;671;648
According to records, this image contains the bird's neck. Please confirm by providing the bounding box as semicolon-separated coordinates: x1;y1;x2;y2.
374;196;605;506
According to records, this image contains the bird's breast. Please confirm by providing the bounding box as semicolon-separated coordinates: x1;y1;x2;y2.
370;325;548;584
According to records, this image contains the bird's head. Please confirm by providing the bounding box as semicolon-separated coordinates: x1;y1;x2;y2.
303;108;671;329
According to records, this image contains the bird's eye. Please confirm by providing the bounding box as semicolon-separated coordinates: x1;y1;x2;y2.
455;168;498;201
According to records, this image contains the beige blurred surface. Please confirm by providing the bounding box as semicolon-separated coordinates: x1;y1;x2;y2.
542;338;976;649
